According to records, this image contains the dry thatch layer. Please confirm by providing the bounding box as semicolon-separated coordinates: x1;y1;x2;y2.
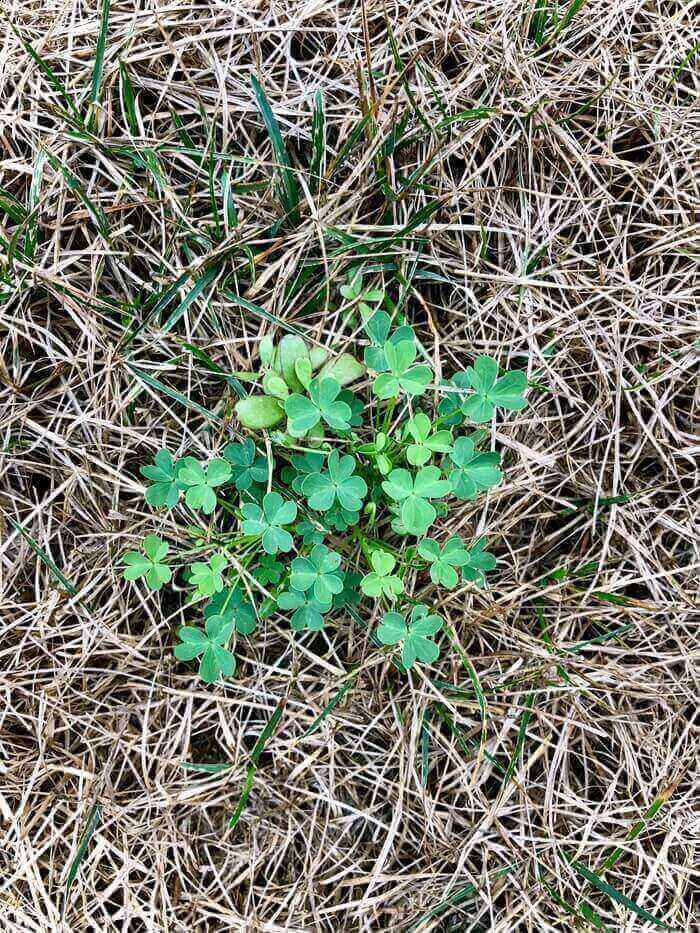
1;0;698;930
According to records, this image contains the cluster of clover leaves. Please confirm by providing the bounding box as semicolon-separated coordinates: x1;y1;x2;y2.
123;274;529;683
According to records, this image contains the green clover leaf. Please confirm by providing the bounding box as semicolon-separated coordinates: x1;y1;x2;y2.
173;615;236;683
241;491;297;554
376;604;443;669
204;586;257;634
363;310;416;371
140;449;183;508
462;356;528;423
189;553;228;597
360;550;404;600
177;456;232;514
122;534;172;590
373;339;432;399
277;589;330;631
437;372;472;426
325;502;360;531
223;438;269;491
461;537;497;587
448;436;502;499
381;467;451;536
252;554;284;585
283;451;326;495
301;450;367;513
290;544;343;604
403;413;453;466
332;570;363;609
284;376;351;437
417;535;469;588
295;519;325;547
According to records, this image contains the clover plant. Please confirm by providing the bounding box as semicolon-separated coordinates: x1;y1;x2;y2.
122;270;532;684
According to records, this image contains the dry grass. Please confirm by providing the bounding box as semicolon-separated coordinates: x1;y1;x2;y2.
1;0;699;930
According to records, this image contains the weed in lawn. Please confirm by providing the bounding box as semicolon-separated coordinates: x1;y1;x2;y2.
123;272;531;685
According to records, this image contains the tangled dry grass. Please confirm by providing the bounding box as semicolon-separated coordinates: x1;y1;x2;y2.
1;0;699;930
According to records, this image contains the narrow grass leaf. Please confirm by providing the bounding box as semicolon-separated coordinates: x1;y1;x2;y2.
9;23;82;122
305;676;356;737
250;75;300;223
182;762;233;774
43;151;110;239
309;90;325;193
119;60;139;135
180;342;247;398
502;692;535;788
571;861;671;929
7;516;79;596
127;364;223;425
63;803;101;912
162;265;219;334
89;0;111;128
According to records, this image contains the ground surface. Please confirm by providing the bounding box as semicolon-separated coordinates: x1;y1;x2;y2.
1;1;698;930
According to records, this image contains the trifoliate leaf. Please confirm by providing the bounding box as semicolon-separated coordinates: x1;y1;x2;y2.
241;491;297;554
363;311;416;371
461;537;497;587
290;544;343;604
373;339;432;399
301;450;367;513
417;535;469;588
284;376;352;437
360;550;404;600
140;449;183;508
223;438;269;491
173;615;236;683
376;604;443;669
462;356;528;423
381;467;451;536
277;589;329;631
403;413;453;466
448;437;502;499
122;534;172;590
204;586;257;634
189;553;228;597
252;554;284;585
177;457;231;514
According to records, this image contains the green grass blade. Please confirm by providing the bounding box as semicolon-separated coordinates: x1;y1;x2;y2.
571;861;671;929
250;75;300;223
407;865;515;930
43;150;110;239
229;697;286;829
0;186;27;224
161;266;219;334
9;22;82;123
420;708;431;787
119;60;139;135
62;803;101;913
24;150;46;260
309;90;325;193
222;167;238;230
6;515;79;596
305;676;356;737
127;364;223;425
89;0;110;128
221;289;306;337
179;341;247;398
122;271;190;347
182;762;233;774
502;692;535;788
